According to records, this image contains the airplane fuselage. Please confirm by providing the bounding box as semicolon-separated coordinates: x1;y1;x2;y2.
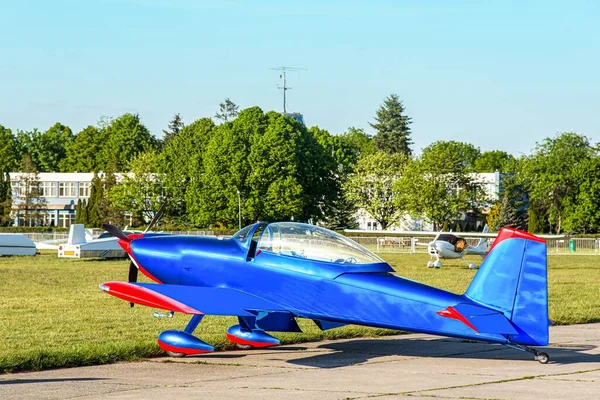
130;235;509;345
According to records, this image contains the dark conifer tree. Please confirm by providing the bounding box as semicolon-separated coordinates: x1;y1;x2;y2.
370;94;413;155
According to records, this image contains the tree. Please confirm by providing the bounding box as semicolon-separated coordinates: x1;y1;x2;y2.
12;155;47;226
421;141;480;172
214;98;239;123
198;112;256;226
61;125;107;172
486;201;501;230
562;157;600;233
15;123;74;172
527;201;545;234
396;142;486;230
0;172;12;226
345;151;408;230
162;113;184;145
493;192;521;230
0;125;18;173
523;132;596;233
101;114;157;171
109;151;164;226
246;113;307;222
341;127;375;163
370;94;413;155
0;125;17;226
75;199;89;225
474;150;515;172
159;117;215;224
86;174;103;227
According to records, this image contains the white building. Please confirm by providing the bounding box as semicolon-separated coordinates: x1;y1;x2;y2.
355;172;501;231
9;172;109;227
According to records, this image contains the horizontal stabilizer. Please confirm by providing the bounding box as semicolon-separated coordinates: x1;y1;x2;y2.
100;281;288;316
438;303;517;335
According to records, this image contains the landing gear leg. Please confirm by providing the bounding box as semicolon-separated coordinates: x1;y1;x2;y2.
506;343;550;364
461;258;478;269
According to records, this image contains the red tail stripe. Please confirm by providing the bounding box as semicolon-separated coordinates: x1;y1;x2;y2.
437;306;479;332
488;227;546;253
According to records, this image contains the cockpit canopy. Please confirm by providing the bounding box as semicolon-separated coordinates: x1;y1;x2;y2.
255;222;384;265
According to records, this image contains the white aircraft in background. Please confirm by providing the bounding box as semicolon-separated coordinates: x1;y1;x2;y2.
426;226;489;269
345;226;564;269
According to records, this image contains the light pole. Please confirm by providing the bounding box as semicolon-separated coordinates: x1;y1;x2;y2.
237;189;241;230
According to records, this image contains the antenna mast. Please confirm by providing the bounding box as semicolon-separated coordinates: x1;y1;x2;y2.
270;66;306;113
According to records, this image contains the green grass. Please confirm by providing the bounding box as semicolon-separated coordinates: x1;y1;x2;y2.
1;252;598;373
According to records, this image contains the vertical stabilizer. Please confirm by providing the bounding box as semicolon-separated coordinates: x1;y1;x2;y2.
68;224;87;245
465;227;549;346
475;224;489;251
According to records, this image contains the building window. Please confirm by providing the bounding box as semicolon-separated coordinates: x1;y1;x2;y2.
59;182;77;197
59;212;76;228
79;182;90;198
11;181;23;197
41;182;57;197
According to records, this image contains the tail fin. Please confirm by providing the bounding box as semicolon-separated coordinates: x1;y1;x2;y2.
465;227;549;346
475;225;489;255
68;224;87;245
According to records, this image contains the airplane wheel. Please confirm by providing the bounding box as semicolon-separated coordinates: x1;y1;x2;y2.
468;263;478;269
433;261;442;268
235;344;253;350
427;261;434;268
535;352;549;364
166;351;187;358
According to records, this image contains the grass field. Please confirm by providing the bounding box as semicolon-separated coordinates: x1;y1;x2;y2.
1;252;598;373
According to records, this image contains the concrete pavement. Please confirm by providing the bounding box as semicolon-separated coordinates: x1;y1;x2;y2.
1;323;599;399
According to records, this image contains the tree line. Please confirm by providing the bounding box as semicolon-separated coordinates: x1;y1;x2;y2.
1;95;598;233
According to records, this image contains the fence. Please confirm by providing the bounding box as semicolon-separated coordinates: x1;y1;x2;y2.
348;236;600;256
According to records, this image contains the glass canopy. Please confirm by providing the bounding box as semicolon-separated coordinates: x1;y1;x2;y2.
257;222;383;265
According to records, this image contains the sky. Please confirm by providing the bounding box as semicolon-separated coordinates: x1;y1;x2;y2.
1;0;598;155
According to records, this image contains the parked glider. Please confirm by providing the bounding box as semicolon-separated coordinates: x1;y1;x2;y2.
99;221;551;363
0;233;36;256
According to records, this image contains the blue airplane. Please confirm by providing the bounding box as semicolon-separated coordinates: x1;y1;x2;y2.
99;221;551;363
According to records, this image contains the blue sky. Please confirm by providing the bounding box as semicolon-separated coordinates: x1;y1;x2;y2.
1;0;598;154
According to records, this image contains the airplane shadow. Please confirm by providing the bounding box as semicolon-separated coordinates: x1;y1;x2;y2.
0;378;104;385
283;337;600;369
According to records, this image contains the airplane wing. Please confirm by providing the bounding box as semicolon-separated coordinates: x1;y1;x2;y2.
99;281;288;317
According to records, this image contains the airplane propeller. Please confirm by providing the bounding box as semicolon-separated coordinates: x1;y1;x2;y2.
101;199;168;308
144;200;168;234
101;223;130;242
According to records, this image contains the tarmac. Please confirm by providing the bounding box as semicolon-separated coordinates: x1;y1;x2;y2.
1;323;599;400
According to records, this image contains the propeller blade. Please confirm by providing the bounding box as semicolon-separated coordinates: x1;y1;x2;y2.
144;200;168;234
128;261;138;282
102;223;130;242
128;261;138;308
